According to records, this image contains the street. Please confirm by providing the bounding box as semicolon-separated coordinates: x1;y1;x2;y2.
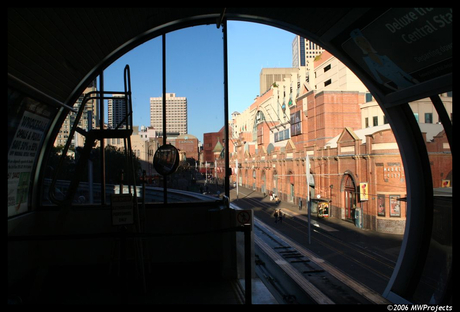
229;185;403;296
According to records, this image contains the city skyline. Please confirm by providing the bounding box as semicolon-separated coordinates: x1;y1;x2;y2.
102;21;295;141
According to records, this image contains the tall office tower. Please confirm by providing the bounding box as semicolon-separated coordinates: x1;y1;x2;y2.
150;93;187;136
108;95;127;129
54;80;98;147
292;35;324;69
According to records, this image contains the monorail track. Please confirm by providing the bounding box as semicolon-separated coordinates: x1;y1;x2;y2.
231;189;394;304
251;215;389;304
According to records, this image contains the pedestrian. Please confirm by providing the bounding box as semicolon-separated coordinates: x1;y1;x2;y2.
278;209;283;223
269;191;273;201
273;210;279;223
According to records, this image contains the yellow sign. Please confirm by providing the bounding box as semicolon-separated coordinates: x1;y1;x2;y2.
442;180;451;187
360;182;368;201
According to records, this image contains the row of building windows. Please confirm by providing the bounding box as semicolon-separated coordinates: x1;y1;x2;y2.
414;113;434;123
364;113;436;128
365;116;389;128
274;128;290;142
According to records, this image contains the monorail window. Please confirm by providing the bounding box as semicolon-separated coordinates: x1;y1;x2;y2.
42;25;225;206
408;91;452;303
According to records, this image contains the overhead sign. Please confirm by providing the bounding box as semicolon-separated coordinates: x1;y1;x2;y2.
342;8;452;94
111;194;134;225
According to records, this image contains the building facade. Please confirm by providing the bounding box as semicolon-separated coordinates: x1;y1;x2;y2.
108;94;127;129
105;126;160;178
259;67;299;95
218;51;452;234
201;127;225;174
54;80;98;148
169;134;199;163
292;35;324;69
150;93;187;135
360;95;453;129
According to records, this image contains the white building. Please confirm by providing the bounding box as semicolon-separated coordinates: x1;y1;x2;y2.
313;50;368;92
259;68;299;95
360;94;453;129
150;93;187;135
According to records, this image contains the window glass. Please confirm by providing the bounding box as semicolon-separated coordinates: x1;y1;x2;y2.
165;26;224;202
408;92;452;303
42;26;225;205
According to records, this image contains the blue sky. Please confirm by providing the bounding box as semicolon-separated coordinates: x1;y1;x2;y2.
103;21;295;141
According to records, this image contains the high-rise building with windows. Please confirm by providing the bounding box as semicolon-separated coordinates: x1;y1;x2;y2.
150;93;187;136
54;80;98;147
108;94;127;129
292;35;324;69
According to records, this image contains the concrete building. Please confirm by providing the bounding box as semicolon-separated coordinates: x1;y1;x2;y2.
105;125;160;178
150;93;187;135
292;35;324;69
259;68;299;95
360;94;453;129
313;50;368;92
54;80;98;148
108;94;127;129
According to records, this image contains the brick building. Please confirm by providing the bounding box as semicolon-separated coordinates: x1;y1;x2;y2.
216;51;452;234
173;134;199;162
201;127;225;174
227;119;449;234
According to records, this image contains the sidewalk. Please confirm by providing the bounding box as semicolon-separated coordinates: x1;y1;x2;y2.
231;186;403;262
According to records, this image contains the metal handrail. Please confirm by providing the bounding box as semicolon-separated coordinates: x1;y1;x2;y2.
49;65;134;206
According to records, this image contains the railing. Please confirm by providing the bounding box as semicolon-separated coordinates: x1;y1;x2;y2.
49;65;135;206
42;179;221;204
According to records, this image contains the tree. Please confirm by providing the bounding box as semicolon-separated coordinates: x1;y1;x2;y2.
90;145;142;185
47;144;142;185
